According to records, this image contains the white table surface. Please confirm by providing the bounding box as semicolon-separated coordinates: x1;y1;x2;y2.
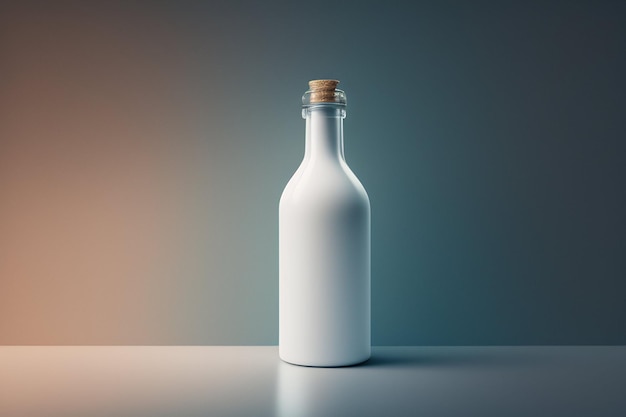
1;346;624;417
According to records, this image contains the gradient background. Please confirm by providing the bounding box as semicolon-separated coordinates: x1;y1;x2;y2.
1;1;624;345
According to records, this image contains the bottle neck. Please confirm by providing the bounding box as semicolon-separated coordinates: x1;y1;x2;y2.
303;106;346;163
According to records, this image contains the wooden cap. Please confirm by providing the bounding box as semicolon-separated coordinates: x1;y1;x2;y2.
308;79;340;103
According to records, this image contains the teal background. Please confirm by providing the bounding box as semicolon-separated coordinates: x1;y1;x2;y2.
1;1;624;345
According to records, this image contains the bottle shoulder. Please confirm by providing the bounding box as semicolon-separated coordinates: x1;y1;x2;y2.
280;159;369;212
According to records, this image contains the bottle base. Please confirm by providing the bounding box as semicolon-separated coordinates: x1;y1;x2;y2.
279;352;371;368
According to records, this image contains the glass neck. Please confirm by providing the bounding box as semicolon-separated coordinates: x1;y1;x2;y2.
303;105;346;162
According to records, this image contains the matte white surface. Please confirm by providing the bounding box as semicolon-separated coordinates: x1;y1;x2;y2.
280;105;371;366
1;346;624;417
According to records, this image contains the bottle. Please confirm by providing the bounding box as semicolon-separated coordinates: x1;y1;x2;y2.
279;80;371;367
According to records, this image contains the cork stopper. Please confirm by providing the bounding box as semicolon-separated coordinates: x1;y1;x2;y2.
309;79;340;103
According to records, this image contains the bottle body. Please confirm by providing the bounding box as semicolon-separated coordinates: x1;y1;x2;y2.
279;102;371;367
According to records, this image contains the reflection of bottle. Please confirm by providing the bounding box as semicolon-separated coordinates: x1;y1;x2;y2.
276;360;354;417
279;80;370;367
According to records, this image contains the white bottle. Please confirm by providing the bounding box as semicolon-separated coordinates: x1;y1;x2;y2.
279;80;371;367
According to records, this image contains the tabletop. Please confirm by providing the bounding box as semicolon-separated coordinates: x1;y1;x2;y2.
1;346;624;417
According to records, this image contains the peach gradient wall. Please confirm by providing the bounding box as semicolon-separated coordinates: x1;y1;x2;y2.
2;8;155;343
0;5;240;344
